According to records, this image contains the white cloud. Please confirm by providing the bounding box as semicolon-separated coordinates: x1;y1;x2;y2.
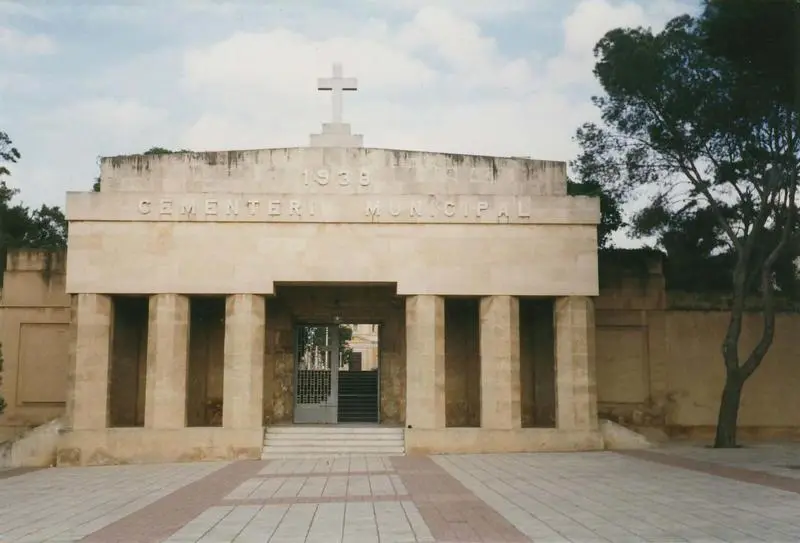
394;6;535;92
0;26;55;55
545;0;688;88
183;28;438;105
0;70;38;93
0;1;46;19
366;0;539;19
179;4;539;152
39;99;166;136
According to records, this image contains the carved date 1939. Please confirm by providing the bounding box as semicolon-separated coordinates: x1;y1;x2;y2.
302;169;370;187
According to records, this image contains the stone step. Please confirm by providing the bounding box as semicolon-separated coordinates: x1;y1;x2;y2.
264;443;404;451
266;426;403;435
265;432;403;441
264;439;403;448
261;447;405;458
261;451;405;459
262;425;406;458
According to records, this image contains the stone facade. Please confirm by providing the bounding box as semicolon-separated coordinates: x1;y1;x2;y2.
5;249;800;461
40;128;602;464
5;66;739;464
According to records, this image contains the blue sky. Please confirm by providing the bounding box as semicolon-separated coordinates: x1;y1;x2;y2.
1;0;696;211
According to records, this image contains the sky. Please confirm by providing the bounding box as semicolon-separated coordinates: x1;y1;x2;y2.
1;0;697;215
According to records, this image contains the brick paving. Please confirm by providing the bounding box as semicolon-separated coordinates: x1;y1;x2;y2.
2;446;800;541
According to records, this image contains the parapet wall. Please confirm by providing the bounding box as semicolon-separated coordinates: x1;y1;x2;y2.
98;147;569;196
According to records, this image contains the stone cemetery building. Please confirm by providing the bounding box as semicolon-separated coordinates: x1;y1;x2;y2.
2;64;799;467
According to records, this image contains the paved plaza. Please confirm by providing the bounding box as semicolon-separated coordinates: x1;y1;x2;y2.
2;445;800;542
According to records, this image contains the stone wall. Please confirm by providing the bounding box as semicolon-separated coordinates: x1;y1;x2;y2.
0;250;71;440
596;251;800;439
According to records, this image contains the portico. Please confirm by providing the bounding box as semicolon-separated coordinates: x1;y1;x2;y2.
57;64;602;465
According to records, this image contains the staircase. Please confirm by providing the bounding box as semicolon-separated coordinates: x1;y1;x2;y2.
261;426;405;458
337;371;379;423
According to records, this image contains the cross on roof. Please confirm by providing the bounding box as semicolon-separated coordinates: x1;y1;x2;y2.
317;62;358;124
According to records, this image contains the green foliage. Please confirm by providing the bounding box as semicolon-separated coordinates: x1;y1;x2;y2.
700;0;798;109
567;178;624;248
574;1;799;447
0;132;20;178
144;147;174;155
0;131;68;285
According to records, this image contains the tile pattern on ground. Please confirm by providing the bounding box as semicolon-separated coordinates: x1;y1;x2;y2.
621;448;800;497
0;462;225;543
164;455;438;543
435;451;800;542
391;456;529;542
82;460;264;543
657;442;800;480
5;446;800;542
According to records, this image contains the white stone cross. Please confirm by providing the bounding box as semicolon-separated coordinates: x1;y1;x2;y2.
317;62;358;124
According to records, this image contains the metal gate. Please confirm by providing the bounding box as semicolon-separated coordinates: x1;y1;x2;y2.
293;324;340;423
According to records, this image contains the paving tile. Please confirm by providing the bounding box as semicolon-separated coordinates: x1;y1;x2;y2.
0;462;225;543
435;448;800;543
5;445;800;542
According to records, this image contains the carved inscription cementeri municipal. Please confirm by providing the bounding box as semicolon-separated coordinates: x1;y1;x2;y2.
127;168;553;223
136;196;534;222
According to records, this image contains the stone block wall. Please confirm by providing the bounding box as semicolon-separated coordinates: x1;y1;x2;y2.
596;251;800;439
0;250;71;440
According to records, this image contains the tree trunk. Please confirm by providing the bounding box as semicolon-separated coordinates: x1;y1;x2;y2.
714;371;743;448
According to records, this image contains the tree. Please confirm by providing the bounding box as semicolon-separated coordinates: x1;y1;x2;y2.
0;131;68;282
0;131;22;251
0;132;20;178
567;178;624;248
574;2;800;447
299;325;354;369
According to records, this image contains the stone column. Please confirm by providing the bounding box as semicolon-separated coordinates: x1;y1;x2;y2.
405;295;445;429
145;294;189;429
71;294;113;430
223;294;266;429
554;296;598;430
480;295;522;429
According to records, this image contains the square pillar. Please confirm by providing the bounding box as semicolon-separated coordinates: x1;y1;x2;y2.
71;294;113;430
223;294;265;429
145;294;189;429
480;295;521;429
405;295;445;429
555;296;598;430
